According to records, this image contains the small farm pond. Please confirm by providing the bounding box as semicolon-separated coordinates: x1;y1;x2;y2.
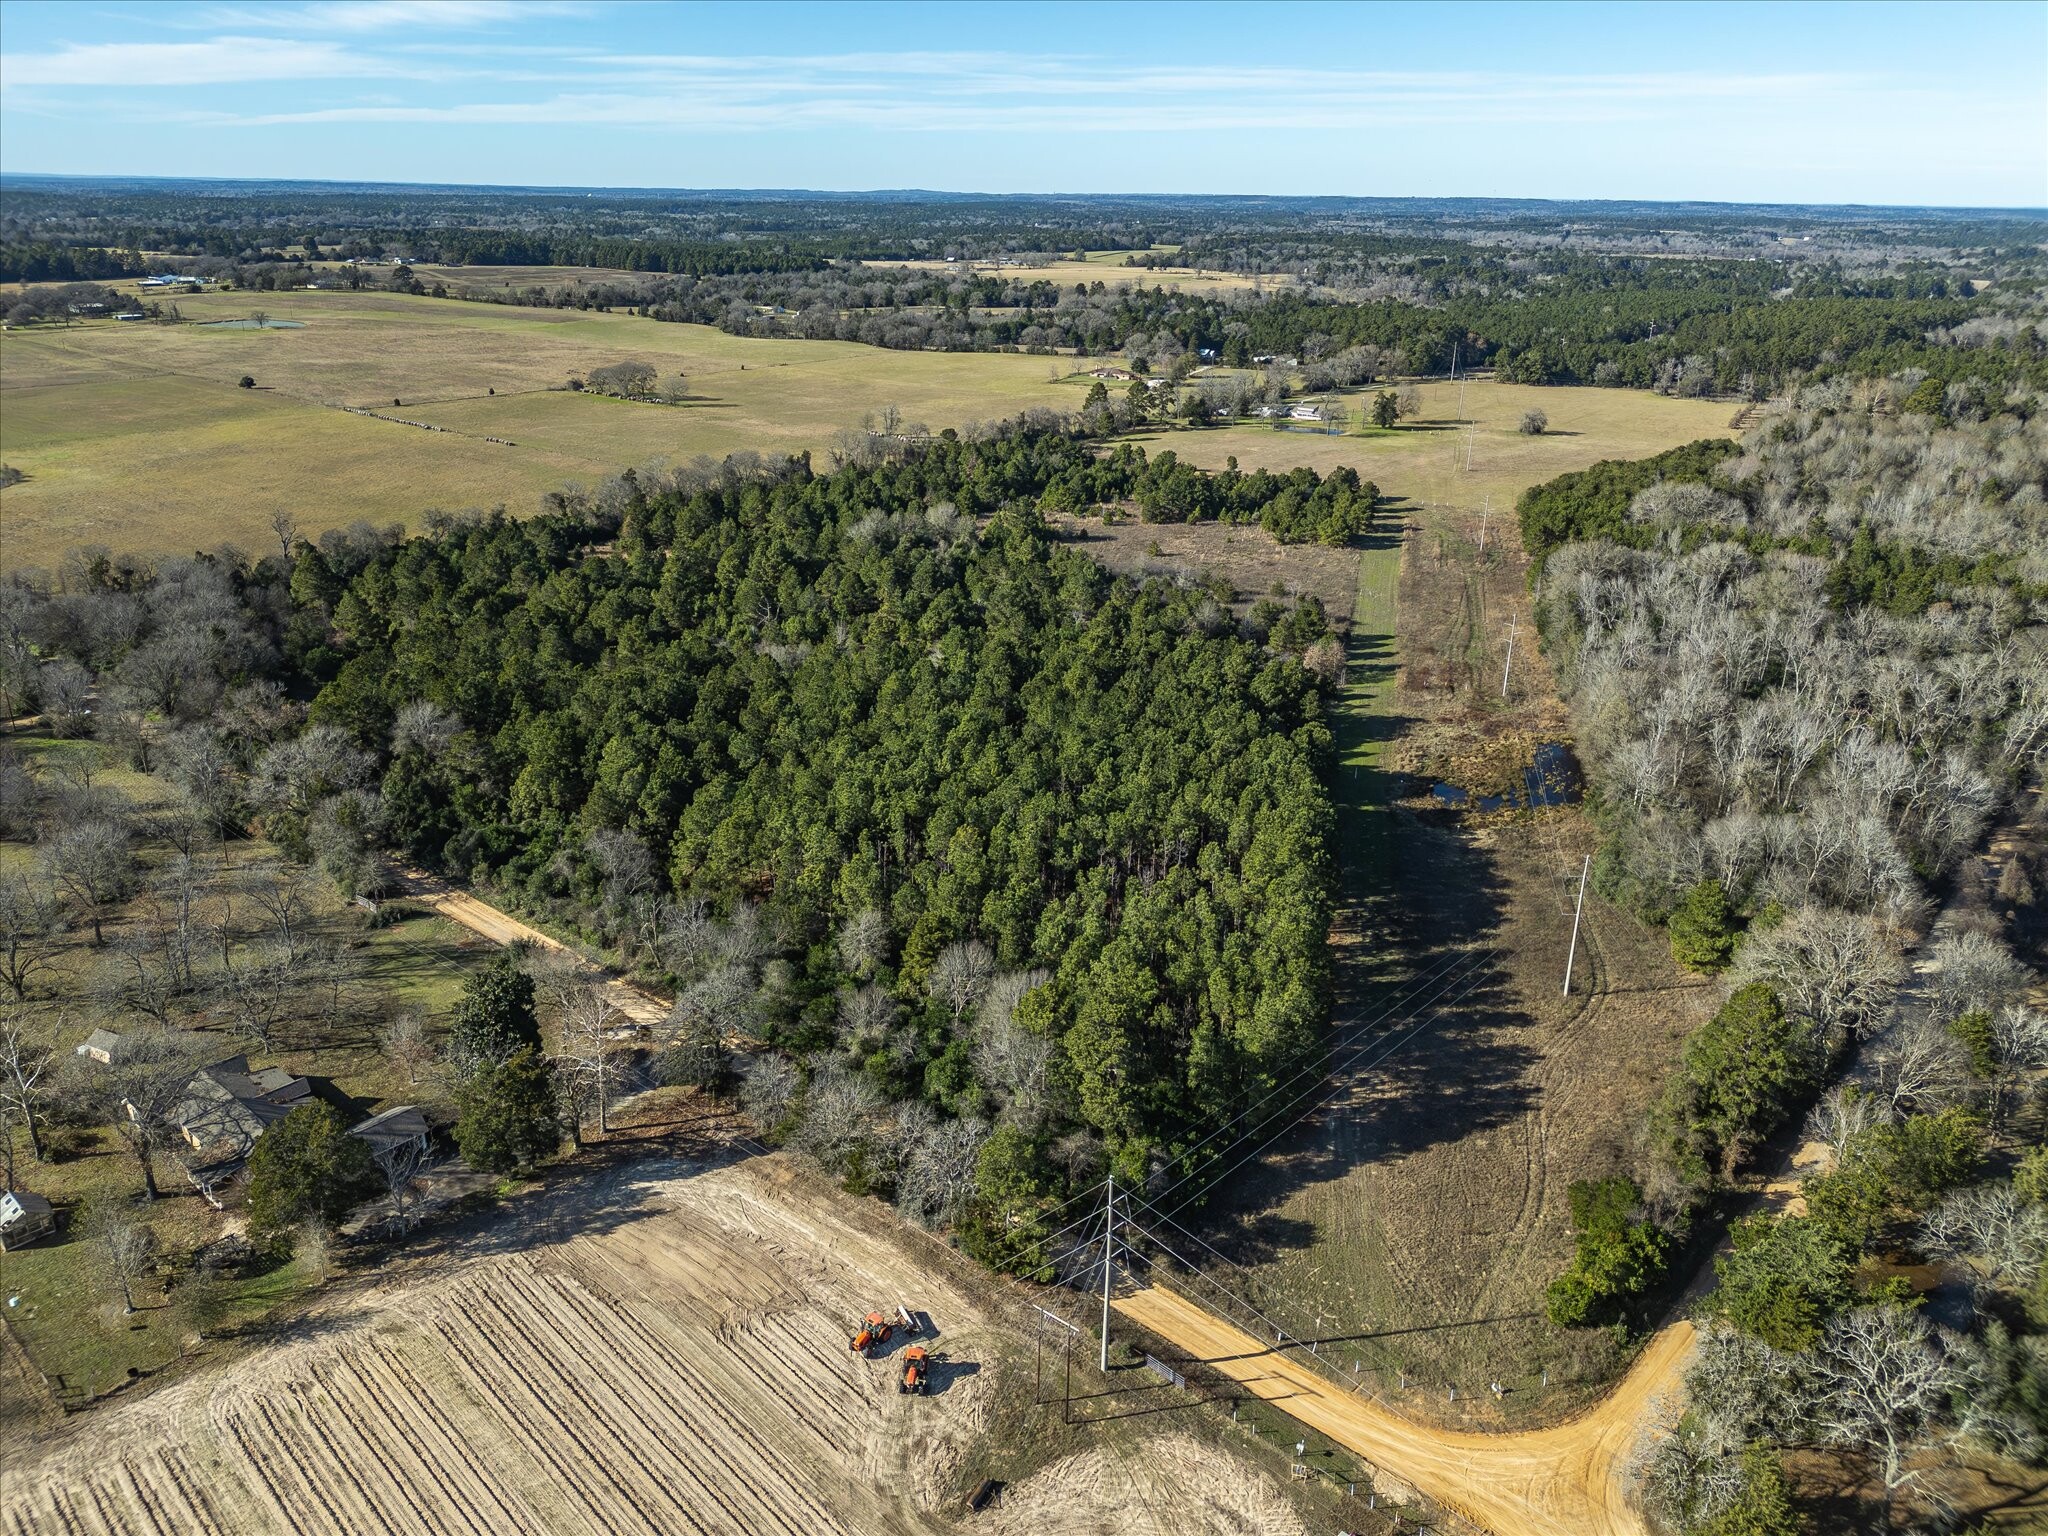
1421;741;1582;811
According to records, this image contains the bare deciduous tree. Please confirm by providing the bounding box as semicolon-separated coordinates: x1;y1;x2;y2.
0;873;62;1001
1982;1004;2048;1127
790;1057;888;1172
42;817;136;946
583;828;655;953
1805;1306;1953;1495
1805;1082;1881;1164
95;1028;213;1200
1734;905;1903;1043
246;862;317;963
89;1200;156;1315
371;1134;437;1235
0;1012;57;1165
737;1051;798;1133
893;1104;989;1228
390;699;460;758
970;969;1054;1124
558;983;628;1136
1871;1017;1969;1117
382;1008;435;1087
836;908;891;979
1929;929;2030;1026
1920;1183;2048;1295
929;939;995;1027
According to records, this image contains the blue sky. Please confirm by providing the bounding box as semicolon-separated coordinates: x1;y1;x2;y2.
1;0;2042;206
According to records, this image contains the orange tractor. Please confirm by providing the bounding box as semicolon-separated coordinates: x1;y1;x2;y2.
849;1311;893;1356
900;1345;929;1395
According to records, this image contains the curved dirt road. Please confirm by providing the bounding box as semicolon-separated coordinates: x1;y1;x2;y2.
1116;1284;1694;1536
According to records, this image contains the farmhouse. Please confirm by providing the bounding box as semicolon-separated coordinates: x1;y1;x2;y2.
348;1104;431;1159
170;1055;313;1156
75;1027;130;1065
138;274;205;289
0;1190;57;1250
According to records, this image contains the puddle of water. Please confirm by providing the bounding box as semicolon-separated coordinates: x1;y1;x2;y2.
1428;742;1581;810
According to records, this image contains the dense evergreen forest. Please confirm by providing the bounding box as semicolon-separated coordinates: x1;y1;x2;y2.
3;423;1361;1262
1520;382;2048;1530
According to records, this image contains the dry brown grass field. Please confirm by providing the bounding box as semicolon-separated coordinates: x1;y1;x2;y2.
1046;513;1366;628
861;247;1287;292
0;290;1090;567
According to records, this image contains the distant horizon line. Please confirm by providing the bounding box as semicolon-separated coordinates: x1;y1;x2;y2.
1;170;2043;218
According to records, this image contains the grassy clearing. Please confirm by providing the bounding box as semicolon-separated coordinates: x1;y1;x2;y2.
1130;379;1740;515
0;289;1094;567
1179;387;1725;1428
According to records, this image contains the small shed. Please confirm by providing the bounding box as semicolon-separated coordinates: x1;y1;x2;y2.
0;1191;57;1250
348;1105;431;1159
75;1028;129;1065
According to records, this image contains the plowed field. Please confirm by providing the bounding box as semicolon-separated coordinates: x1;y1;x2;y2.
0;1159;972;1535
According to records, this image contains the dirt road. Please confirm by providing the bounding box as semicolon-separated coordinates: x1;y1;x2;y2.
1117;1284;1694;1536
394;868;670;1028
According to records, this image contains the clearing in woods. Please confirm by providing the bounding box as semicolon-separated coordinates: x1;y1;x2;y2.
1142;385;1726;1427
1128;378;1737;521
0;1142;1317;1536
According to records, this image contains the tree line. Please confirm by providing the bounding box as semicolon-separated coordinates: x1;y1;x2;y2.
1523;376;2048;1532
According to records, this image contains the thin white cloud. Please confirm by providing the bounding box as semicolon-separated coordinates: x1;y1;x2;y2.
194;1;583;33
185;73;1871;135
6;32;2011;157
0;36;408;87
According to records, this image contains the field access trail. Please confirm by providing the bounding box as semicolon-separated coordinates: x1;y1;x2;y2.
1117;1284;1690;1536
392;867;669;1028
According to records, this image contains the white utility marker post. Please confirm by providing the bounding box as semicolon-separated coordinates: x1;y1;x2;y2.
1478;497;1489;553
1563;854;1592;997
1099;1175;1115;1371
1501;610;1518;697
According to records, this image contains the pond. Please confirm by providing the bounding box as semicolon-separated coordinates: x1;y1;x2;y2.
1426;742;1582;811
199;319;306;329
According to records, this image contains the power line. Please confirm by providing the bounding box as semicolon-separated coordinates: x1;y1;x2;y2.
1138;946;1490;1212
1143;952;1498;1217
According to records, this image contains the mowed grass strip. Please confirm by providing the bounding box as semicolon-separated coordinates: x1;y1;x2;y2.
0;288;1091;565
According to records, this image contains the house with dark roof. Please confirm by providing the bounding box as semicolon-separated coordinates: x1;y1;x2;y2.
172;1055;312;1158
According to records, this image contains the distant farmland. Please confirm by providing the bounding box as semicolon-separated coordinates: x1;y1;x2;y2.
2;284;1730;567
0;289;1084;565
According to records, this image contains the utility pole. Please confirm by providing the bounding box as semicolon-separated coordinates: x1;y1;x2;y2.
1501;610;1517;697
1099;1175;1116;1372
1563;854;1591;997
